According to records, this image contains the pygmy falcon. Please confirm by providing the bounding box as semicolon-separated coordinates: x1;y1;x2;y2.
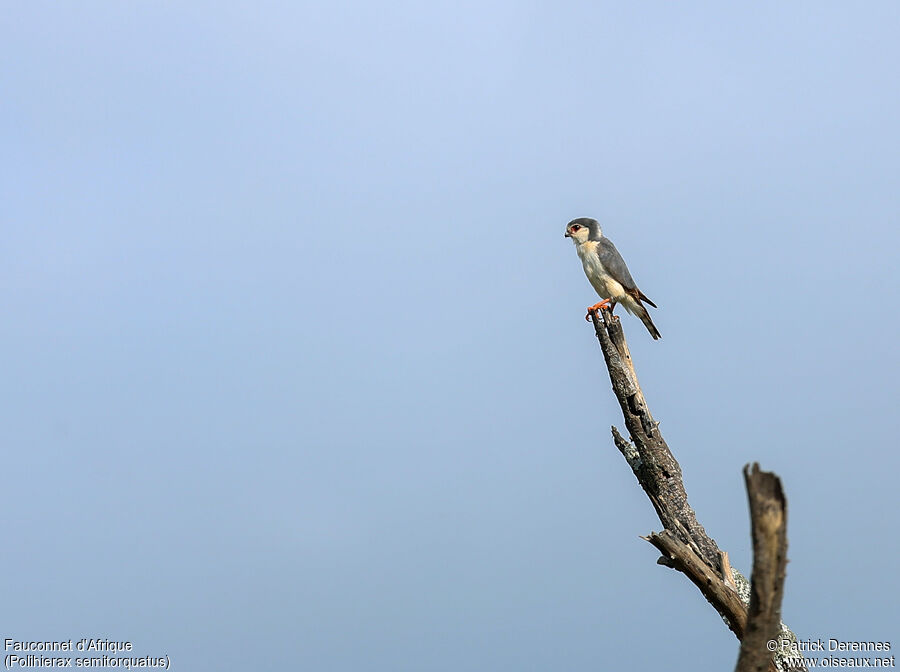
564;217;661;340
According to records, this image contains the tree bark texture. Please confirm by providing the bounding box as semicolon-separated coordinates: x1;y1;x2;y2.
589;307;721;569
587;307;800;672
735;464;789;672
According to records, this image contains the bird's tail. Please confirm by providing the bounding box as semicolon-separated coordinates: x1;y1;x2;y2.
636;303;661;340
638;290;657;309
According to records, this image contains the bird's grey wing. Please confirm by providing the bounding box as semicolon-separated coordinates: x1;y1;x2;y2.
597;237;637;291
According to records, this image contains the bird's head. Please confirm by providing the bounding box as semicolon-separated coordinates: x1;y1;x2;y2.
564;217;601;244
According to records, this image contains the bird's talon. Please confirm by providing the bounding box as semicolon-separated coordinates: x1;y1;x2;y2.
585;300;611;321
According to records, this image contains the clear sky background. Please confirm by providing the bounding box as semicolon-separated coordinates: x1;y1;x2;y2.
2;2;898;670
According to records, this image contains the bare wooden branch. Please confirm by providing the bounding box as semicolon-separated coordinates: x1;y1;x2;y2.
644;530;748;638
588;307;802;672
721;551;738;592
735;464;789;672
589;308;720;569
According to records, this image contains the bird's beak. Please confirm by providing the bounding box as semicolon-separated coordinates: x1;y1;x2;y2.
564;231;571;238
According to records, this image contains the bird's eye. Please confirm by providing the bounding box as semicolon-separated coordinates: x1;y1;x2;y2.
571;225;580;231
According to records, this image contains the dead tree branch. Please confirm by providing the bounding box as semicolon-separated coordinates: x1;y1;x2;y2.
735;464;789;672
588;307;800;672
589;307;720;569
643;529;749;638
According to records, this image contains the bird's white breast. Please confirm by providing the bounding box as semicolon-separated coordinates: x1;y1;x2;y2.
575;240;626;301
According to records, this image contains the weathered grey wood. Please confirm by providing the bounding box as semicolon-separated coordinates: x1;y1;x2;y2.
590;308;720;569
735;464;789;672
587;306;801;672
644;530;749;638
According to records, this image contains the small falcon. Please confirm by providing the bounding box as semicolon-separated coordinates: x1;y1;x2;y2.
564;217;661;339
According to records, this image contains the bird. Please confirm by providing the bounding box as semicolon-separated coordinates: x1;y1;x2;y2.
564;217;661;339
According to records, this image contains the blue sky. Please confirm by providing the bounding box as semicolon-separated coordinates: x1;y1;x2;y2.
2;2;898;670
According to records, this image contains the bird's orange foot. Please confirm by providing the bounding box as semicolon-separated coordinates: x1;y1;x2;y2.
585;299;611;321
